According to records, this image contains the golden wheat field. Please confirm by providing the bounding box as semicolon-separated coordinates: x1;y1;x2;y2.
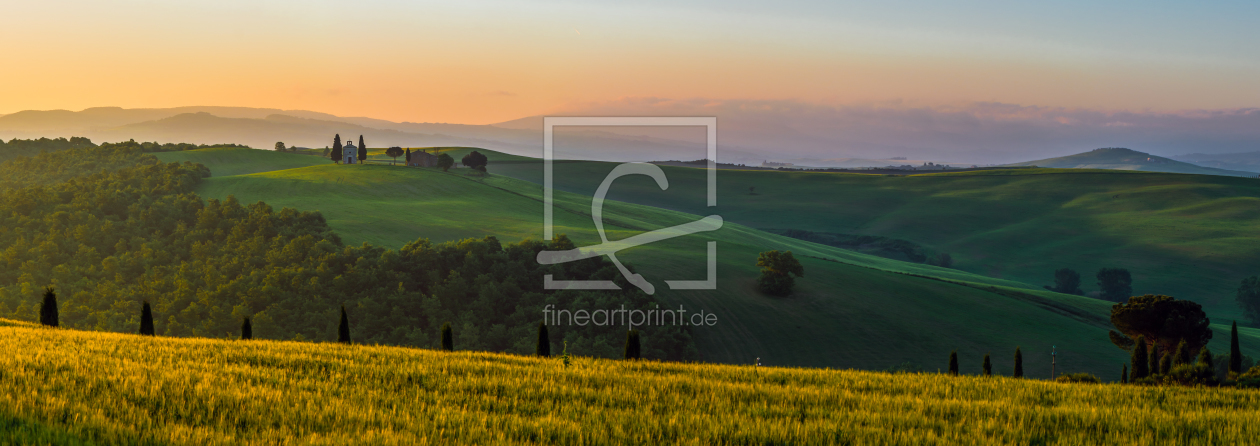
2;319;1258;445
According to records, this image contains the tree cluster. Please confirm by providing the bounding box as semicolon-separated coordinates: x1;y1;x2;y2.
0;143;696;360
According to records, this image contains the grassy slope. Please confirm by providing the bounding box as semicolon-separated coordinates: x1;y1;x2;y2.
4;320;1260;445
169;150;1258;376
478;157;1260;321
153;147;328;177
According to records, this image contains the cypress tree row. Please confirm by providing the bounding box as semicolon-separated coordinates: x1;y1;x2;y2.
241;318;253;340
1174;339;1191;366
1231;321;1243;374
982;353;992;377
139;301;155;336
441;322;454;351
1130;335;1149;381
39;287;58;327
536;322;551;357
1122;364;1128;384
1149;344;1161;377
948;350;959;376
338;306;351;344
1013;347;1023;378
624;330;641;360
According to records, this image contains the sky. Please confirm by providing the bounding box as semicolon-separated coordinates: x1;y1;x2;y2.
2;0;1259;126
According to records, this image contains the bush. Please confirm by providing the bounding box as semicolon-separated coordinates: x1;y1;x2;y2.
948;350;958;376
1236;365;1260;389
1055;373;1100;384
1163;363;1218;387
883;361;923;374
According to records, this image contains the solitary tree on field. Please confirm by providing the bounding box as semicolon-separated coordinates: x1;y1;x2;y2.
1096;268;1133;301
1050;268;1083;295
331;134;343;163
1232;321;1243;374
139;301;155;336
441;322;454;351
338;306;351;344
1237;276;1260;325
461;151;488;171
948;350;958;376
357;135;367;164
1121;364;1128;384
1013;347;1024;378
436;153;454;171
1130;335;1149;381
755;250;805;296
241;318;252;340
39;287;58;327
624;330;641;360
385;147;404;165
274;142;286;152
536;322;551;357
982;353;992;377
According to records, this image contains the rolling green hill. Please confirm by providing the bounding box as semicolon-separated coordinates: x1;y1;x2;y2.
1005;148;1257;177
472;154;1260;321
158;148;1260;376
5;319;1260;445
153;146;328;176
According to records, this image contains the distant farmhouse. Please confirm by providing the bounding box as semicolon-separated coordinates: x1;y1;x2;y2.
407;148;439;167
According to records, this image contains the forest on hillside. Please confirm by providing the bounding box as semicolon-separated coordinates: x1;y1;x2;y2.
0;142;696;360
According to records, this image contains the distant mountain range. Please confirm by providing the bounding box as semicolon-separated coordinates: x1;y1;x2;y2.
1004;148;1258;177
1171;151;1260;173
0;107;766;163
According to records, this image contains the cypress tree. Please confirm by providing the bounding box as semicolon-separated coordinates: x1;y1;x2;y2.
405;148;411;163
441;322;454;351
358;135;367;163
38;287;58;327
1013;347;1023;378
1174;339;1191;366
624;330;641;360
1149;344;1161;377
332;134;343;163
1159;353;1172;375
948;350;959;376
982;353;992;377
338;306;351;344
1197;347;1214;371
535;322;551;357
139;301;154;336
1231;321;1243;374
1130;335;1149;380
241;318;252;340
1122;364;1128;384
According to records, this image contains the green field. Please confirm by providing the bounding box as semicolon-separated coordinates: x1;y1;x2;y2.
154;147;329;176
472;155;1260;321
153;148;1260;376
4;319;1260;445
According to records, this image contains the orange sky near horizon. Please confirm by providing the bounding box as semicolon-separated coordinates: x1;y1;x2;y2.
2;0;1258;124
